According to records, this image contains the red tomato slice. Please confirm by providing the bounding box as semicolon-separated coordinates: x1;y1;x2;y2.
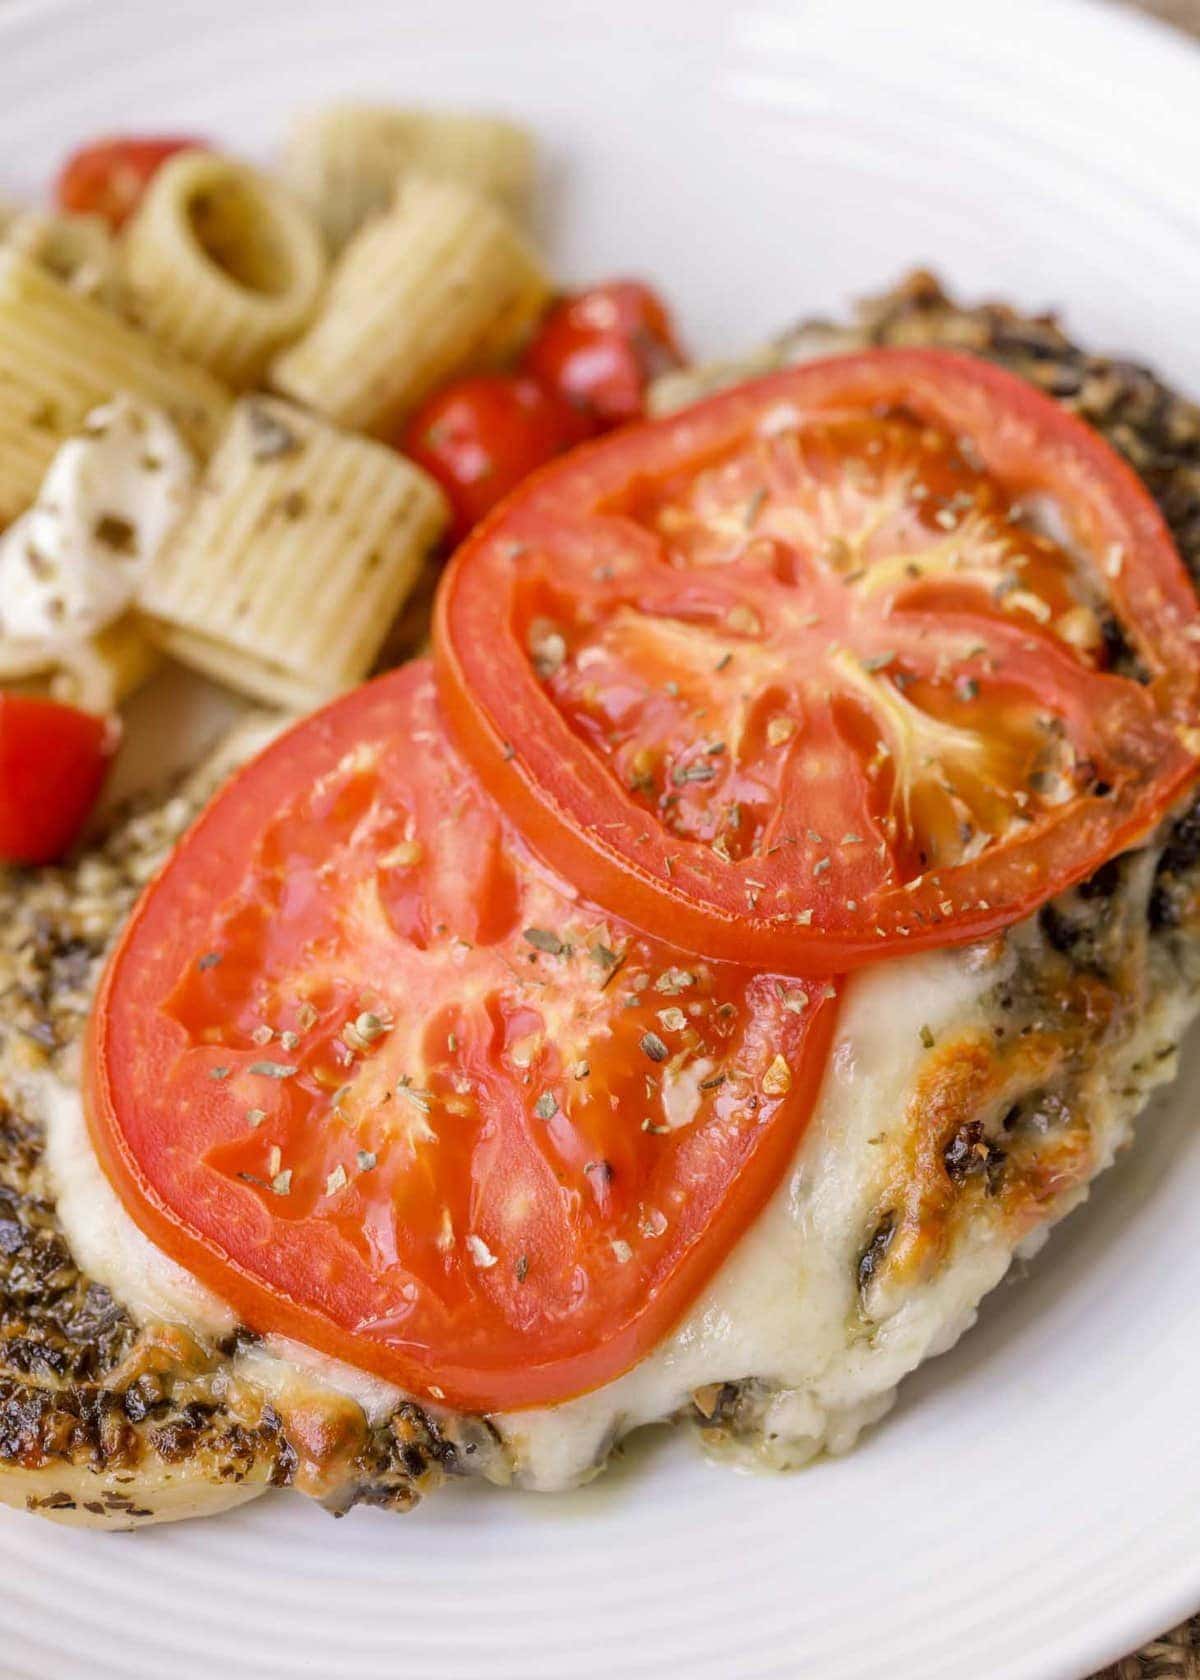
86;662;837;1412
56;135;205;229
436;349;1200;972
0;694;114;865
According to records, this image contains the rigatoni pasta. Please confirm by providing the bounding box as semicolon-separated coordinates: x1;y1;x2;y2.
281;103;535;251
121;151;327;387
6;208;123;308
271;173;550;435
141;396;448;709
0;614;161;712
0;248;229;525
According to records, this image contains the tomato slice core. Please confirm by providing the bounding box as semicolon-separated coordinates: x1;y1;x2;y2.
86;663;837;1411
435;349;1200;970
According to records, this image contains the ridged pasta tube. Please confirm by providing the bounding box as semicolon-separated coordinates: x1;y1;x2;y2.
6;209;123;309
282;103;535;250
141;396;448;710
270;173;550;435
0;248;229;525
0;615;161;712
121;151;327;387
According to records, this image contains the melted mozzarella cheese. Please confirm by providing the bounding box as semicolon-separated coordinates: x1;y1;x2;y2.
38;943;1009;1489
0;397;194;653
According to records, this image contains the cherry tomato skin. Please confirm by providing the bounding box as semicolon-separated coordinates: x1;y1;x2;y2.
522;280;684;429
0;695;114;866
56;136;206;229
401;374;593;542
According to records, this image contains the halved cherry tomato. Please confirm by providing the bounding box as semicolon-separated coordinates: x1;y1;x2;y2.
435;349;1200;973
56;135;205;230
522;280;683;430
86;661;837;1412
400;374;592;543
0;694;114;865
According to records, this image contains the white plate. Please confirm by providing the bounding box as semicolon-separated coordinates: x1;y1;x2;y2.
3;1;1200;1676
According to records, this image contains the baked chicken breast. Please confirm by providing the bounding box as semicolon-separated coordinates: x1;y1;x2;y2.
4;275;1199;1526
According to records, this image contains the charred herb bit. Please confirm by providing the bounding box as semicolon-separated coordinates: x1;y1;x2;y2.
744;484;769;527
699;1071;726;1091
196;950;223;972
640;1030;669;1064
515;1253;529;1283
943;1119;1006;1191
248;1060;297;1079
857;1211;896;1293
919;1023;935;1049
673;761;718;785
247;402;301;461
396;1081;432;1113
534;1091;558;1120
524;926;567;957
93;513;137;555
597;949;628;991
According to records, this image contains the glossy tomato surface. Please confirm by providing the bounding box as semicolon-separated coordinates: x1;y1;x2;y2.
401;374;591;542
522;280;684;429
0;694;114;865
86;662;837;1412
56;135;204;228
436;349;1200;971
